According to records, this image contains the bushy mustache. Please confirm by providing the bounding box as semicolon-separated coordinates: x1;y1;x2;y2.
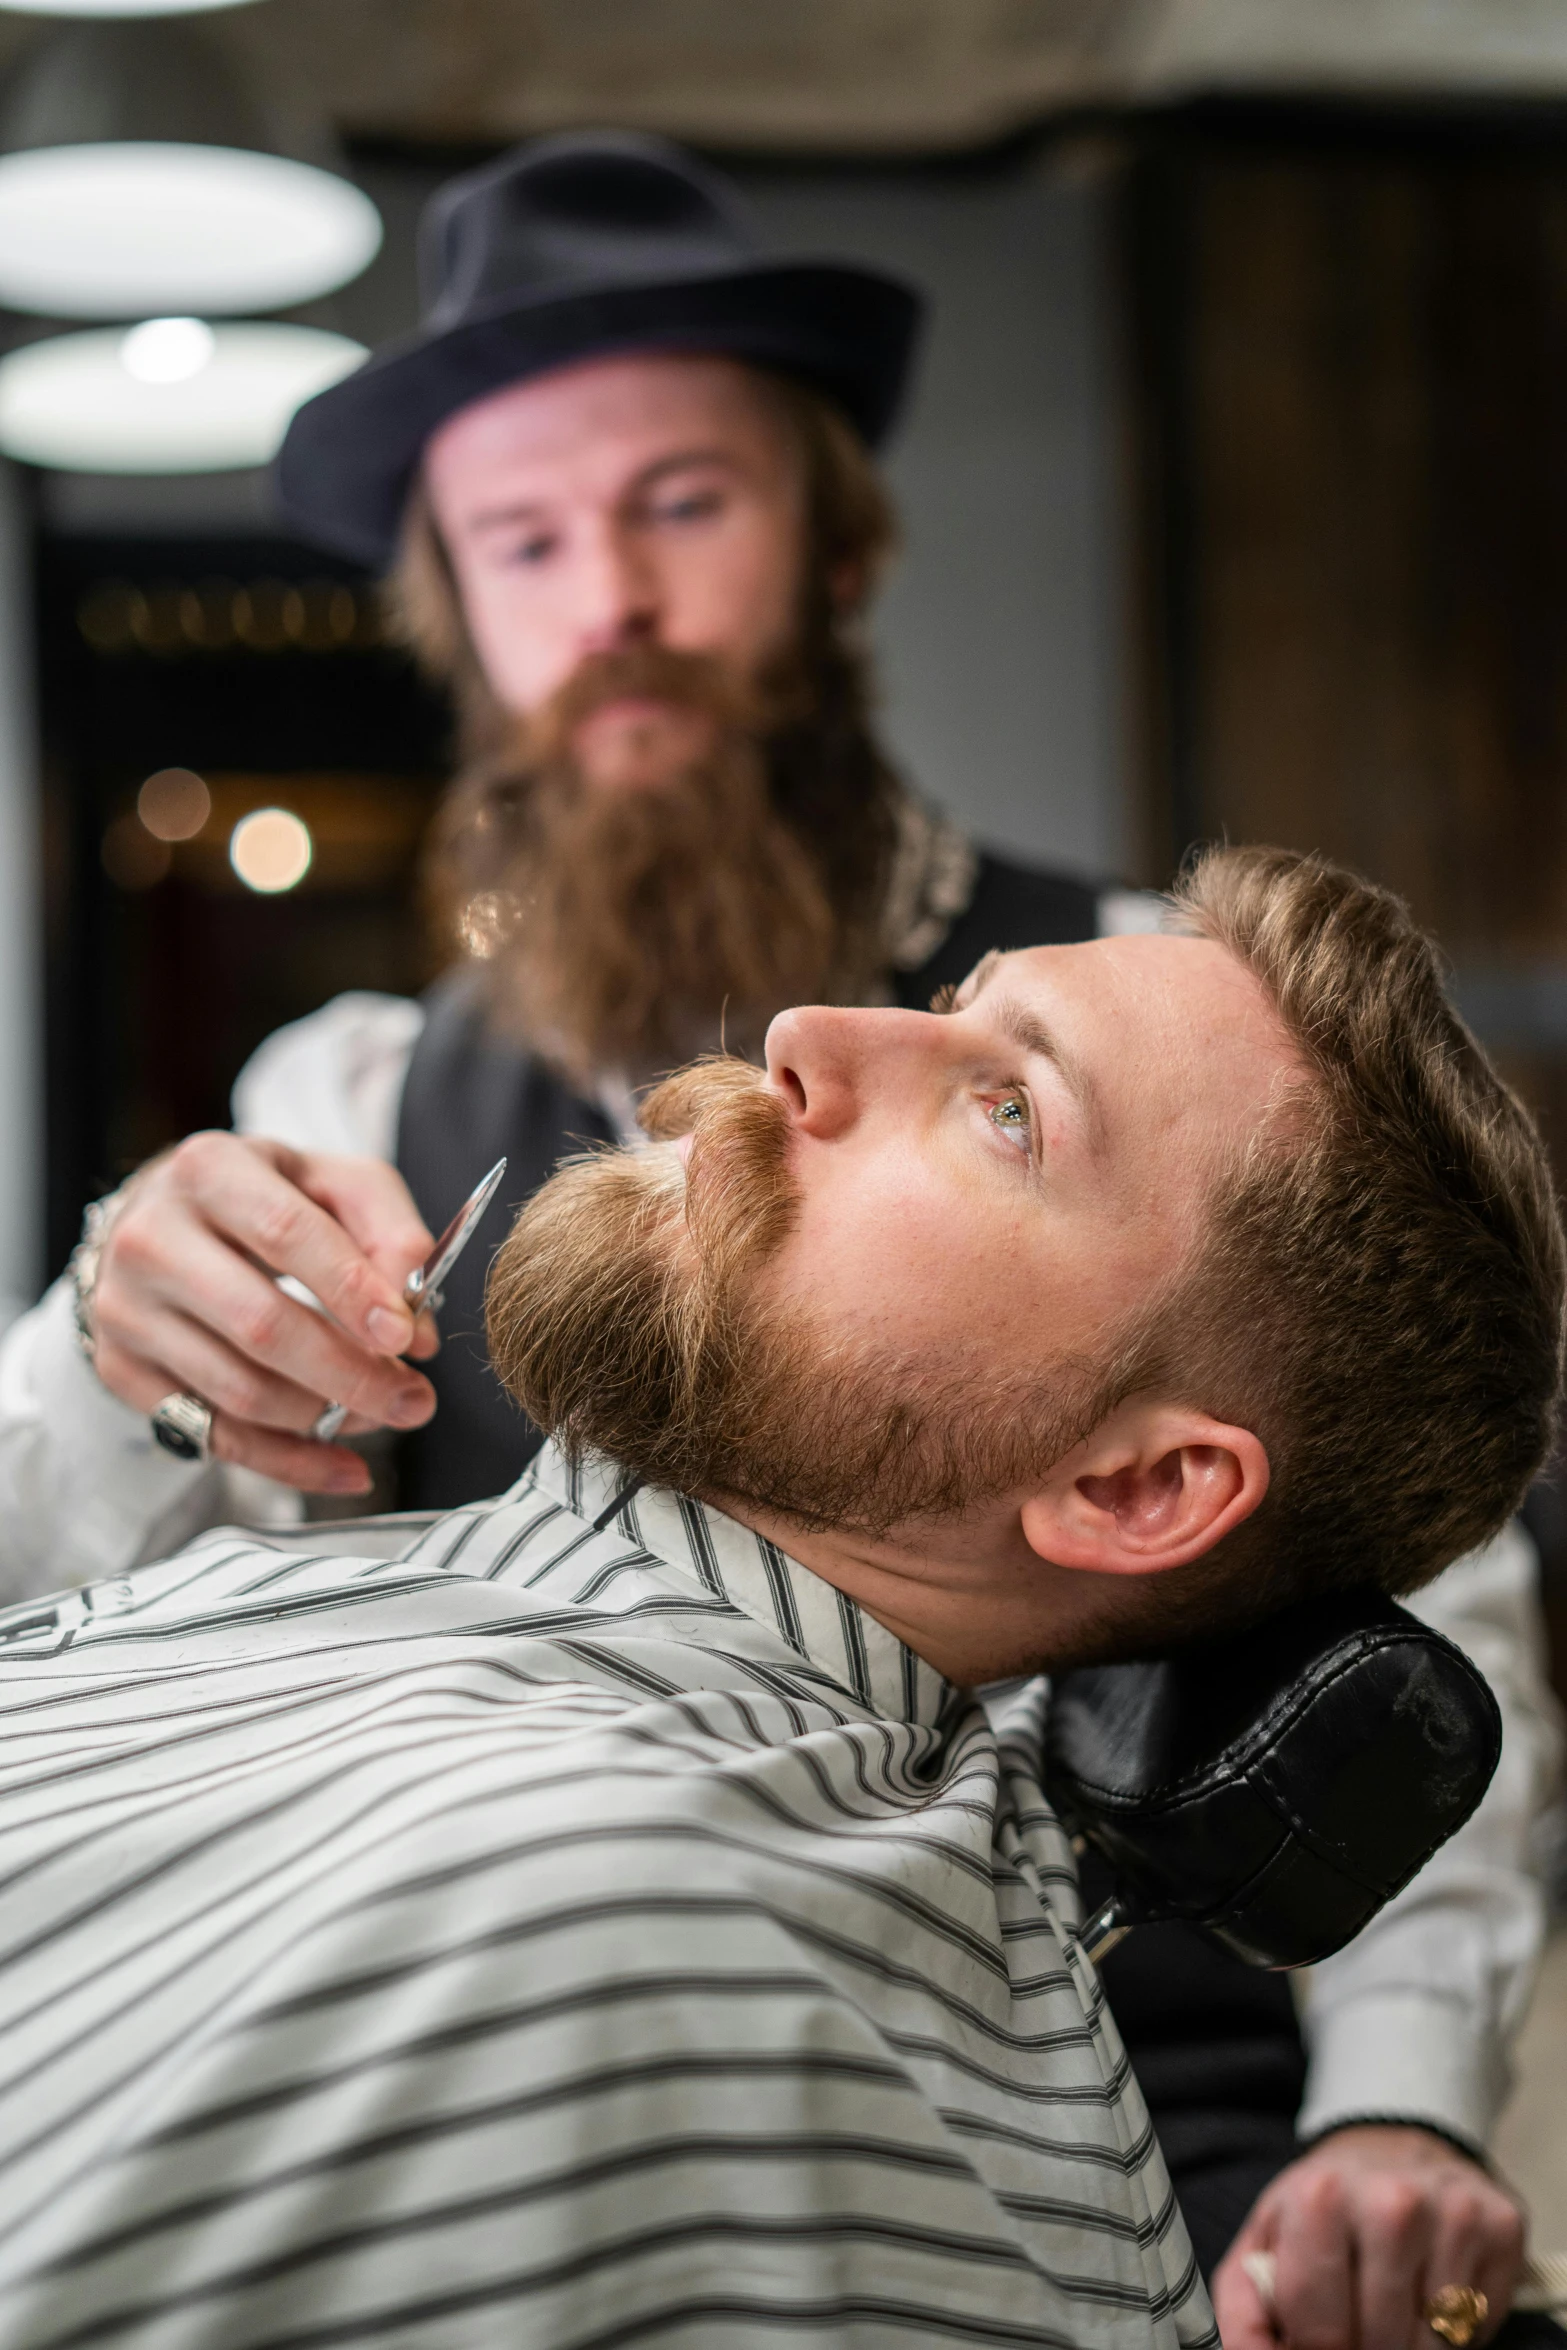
641;1057;798;1271
520;643;765;765
485;1057;799;1496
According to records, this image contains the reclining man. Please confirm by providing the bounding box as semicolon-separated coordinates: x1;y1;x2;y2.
0;847;1559;2350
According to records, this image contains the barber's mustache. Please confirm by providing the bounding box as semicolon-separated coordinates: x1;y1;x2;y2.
522;645;764;766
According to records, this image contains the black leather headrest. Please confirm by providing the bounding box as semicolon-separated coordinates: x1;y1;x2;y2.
1044;1587;1502;1969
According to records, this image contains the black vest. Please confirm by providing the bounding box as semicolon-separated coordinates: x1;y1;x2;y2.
394;851;1099;1511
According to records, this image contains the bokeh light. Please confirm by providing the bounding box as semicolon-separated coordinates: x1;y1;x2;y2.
101;813;170;891
229;807;312;894
137;766;210;842
456;890;520;960
121;317;214;386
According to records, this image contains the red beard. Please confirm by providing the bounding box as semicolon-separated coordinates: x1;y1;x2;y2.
429;641;892;1087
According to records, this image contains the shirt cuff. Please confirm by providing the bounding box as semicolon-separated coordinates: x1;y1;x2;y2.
23;1277;211;1586
1297;1988;1507;2150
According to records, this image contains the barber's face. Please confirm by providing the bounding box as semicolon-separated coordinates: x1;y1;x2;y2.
758;934;1294;1374
423;352;808;791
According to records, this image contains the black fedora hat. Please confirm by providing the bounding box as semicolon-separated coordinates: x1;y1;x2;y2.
274;131;925;568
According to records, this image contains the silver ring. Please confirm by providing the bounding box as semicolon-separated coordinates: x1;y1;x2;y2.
311;1402;348;1442
150;1392;213;1463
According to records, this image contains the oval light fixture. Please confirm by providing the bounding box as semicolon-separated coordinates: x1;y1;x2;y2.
0;20;381;315
0;321;366;472
0;144;381;317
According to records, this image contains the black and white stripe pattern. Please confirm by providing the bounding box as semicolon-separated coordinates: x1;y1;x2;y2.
0;1443;1214;2348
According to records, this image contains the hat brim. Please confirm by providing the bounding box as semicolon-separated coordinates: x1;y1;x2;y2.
273;260;923;567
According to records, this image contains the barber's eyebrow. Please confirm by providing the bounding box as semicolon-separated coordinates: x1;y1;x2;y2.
952;951;1103;1146
632;447;744;488
466;448;743;535
463;495;553;537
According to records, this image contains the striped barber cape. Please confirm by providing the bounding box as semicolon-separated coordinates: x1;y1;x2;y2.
0;1439;1215;2350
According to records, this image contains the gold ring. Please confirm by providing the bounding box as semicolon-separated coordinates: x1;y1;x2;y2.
1424;2285;1489;2347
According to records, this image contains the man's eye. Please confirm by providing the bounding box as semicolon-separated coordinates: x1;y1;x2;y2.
986;1093;1031;1151
651;488;724;525
507;533;556;566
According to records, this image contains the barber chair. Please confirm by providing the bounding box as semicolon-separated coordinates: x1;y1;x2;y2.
1045;1586;1501;1969
1049;1590;1567;2341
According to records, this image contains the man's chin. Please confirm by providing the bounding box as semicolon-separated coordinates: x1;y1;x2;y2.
570;699;719;793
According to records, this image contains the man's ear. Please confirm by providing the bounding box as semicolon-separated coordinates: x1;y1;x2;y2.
1018;1397;1270;1578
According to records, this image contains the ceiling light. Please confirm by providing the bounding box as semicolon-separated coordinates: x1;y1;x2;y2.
0;22;381;315
230;808;311;894
0;322;366;472
0;144;381;317
120;315;213;383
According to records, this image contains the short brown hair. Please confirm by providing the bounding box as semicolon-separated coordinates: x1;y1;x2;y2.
387;366;898;765
1157;845;1566;1605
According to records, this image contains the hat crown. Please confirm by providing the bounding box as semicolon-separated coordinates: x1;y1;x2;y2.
420;132;762;332
278;130;923;565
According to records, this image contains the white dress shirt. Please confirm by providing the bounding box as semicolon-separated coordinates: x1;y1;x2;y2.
0;1443;1217;2349
0;986;1557;2166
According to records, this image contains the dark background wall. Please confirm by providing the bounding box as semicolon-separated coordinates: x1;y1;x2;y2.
1121;99;1567;1681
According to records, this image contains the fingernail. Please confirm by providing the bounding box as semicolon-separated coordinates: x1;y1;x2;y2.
366;1306;409;1351
388;1384;435;1428
327;1462;370;1494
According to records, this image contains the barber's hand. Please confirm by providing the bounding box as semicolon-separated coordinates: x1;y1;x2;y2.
1213;2126;1524;2350
90;1134;440;1496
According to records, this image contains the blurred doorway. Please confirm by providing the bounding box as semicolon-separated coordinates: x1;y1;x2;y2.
37;531;449;1276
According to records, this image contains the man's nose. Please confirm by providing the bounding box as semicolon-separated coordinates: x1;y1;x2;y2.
764;1004;930;1140
573;521;660;655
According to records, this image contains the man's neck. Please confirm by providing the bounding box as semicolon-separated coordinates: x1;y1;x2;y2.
713;1491;1089;1688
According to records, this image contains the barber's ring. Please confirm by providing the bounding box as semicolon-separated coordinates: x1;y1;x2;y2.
1424;2285;1489;2347
149;1392;213;1463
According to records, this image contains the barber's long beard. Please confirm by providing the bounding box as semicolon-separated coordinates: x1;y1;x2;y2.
433;645;891;1088
486;1057;1098;1538
486;750;841;1084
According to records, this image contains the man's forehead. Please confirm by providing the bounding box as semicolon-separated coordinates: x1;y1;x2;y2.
427;350;787;483
957;935;1293;1102
960;932;1264;1015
